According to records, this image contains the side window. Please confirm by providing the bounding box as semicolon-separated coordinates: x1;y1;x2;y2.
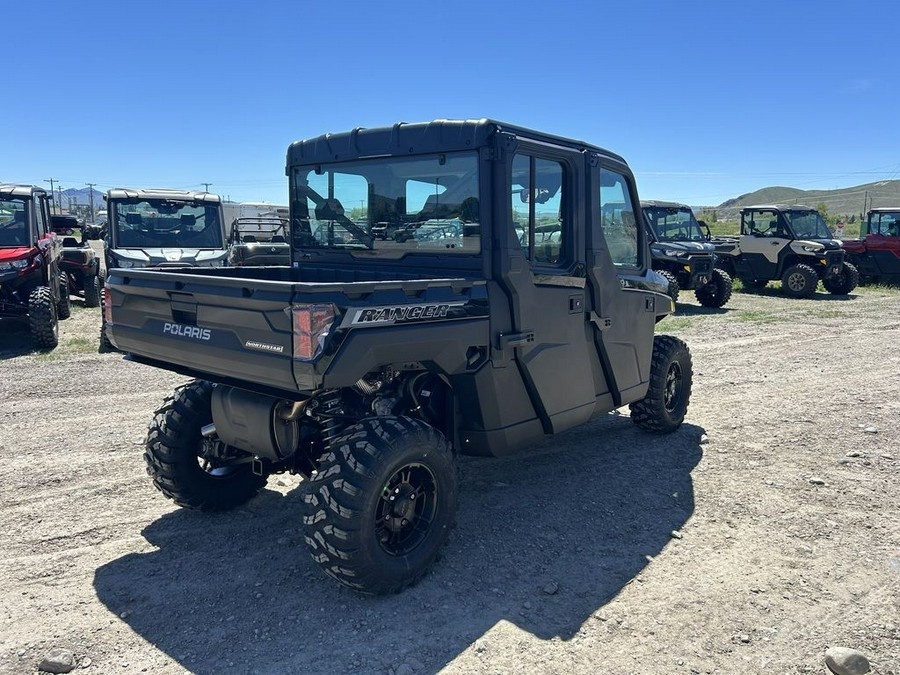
34;197;47;235
743;210;780;237
599;168;639;267
510;154;566;266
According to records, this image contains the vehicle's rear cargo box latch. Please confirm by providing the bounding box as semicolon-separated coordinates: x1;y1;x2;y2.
169;292;198;326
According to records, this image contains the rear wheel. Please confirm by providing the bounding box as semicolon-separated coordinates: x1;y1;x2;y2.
695;268;733;308
630;335;692;433
658;270;680;303
144;380;267;510
83;271;101;307
301;416;457;595
58;273;71;319
823;261;860;295
780;263;818;298
28;286;59;350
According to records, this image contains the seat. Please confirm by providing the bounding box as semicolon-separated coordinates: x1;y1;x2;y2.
242;234;257;243
180;214;197;229
125;213;142;226
62;237;80;248
270;235;286;243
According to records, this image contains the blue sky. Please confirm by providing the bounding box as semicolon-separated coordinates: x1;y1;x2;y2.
5;0;898;207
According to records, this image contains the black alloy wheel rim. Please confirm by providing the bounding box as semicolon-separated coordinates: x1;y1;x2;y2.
375;463;438;556
664;361;683;413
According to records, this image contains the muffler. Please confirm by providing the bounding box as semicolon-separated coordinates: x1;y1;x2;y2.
210;386;302;461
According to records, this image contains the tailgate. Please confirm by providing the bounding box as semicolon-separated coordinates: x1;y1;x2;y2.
107;269;301;393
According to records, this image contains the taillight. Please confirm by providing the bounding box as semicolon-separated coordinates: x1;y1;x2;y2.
103;287;112;323
290;304;336;360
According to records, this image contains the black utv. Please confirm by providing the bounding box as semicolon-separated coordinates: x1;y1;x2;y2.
641;201;733;307
713;205;859;298
105;119;692;595
0;185;68;349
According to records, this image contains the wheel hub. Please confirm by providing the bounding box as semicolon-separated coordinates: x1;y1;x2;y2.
664;362;683;413
375;463;437;556
787;272;806;291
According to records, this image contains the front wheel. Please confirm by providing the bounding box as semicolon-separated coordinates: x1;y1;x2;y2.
301;416;457;595
658;270;680;303
29;286;59;350
58;273;72;320
630;335;692;434
144;380;267;510
695;268;733;308
822;261;859;295
780;263;818;298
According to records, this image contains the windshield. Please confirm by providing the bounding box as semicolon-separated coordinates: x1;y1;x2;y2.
644;206;705;241
785;210;832;239
869;211;900;236
0;198;29;247
111;199;224;248
290;152;480;257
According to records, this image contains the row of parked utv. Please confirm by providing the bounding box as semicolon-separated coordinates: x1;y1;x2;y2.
0;185;291;350
644;200;900;307
3;183;899;353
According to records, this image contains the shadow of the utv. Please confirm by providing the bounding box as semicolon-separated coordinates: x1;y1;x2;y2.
674;303;732;316
735;284;859;301
94;415;703;675
0;319;40;359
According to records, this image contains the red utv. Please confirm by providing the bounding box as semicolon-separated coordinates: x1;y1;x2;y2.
0;185;69;349
842;208;900;284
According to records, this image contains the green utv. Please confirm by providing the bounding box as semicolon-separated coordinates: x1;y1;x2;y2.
642;200;733;307
105;120;692;594
714;205;859;298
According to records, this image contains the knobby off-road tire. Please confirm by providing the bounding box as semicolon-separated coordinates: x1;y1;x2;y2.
301;416;458;595
28;286;59;350
780;263;818;299
144;380;267;511
98;287;117;353
83;271;101;307
630;335;692;434
658;270;680;304
58;273;72;320
822;261;860;295
695;268;733;308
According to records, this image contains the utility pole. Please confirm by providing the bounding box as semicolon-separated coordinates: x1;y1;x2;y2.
85;183;96;222
45;178;58;213
58;185;65;213
201;182;213;193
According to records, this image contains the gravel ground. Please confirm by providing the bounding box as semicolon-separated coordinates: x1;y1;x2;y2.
0;284;898;675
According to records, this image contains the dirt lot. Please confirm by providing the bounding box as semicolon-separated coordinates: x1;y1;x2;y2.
0;283;898;675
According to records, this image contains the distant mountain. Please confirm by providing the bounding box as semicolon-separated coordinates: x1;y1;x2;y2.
57;187;104;212
716;180;900;218
716;180;900;220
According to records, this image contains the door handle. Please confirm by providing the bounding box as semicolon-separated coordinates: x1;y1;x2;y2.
771;241;780;245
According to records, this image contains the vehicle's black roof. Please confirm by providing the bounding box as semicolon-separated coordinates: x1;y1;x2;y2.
641;200;691;210
741;204;816;213
0;184;49;198
286;119;628;168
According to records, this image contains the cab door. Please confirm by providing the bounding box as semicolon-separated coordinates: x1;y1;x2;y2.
737;209;789;278
584;160;656;406
497;146;600;434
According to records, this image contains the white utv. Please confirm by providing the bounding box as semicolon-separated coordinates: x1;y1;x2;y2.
713;205;859;298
